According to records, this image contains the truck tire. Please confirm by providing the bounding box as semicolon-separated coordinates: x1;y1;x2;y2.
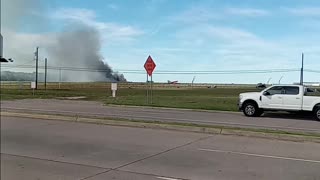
315;107;320;121
243;102;262;117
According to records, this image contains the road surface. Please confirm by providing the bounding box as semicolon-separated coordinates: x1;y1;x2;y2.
1;99;320;133
1;116;320;180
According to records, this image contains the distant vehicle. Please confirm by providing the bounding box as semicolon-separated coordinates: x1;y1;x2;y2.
256;83;266;89
238;85;320;121
168;80;178;84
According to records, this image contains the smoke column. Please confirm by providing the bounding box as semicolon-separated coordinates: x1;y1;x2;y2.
1;0;126;82
48;24;126;82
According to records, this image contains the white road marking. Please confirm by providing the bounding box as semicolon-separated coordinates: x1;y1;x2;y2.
157;177;179;180
199;148;320;164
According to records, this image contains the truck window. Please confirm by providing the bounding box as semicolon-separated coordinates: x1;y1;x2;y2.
305;88;320;96
266;86;284;95
284;86;299;95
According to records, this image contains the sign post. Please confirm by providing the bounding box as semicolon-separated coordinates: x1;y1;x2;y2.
146;74;149;104
31;82;36;96
111;83;118;98
144;55;156;104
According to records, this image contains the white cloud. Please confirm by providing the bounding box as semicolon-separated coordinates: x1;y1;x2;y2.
171;7;221;24
171;23;319;73
2;28;56;67
225;8;270;17
285;7;320;17
206;26;260;41
52;8;143;42
107;21;320;83
107;4;119;10
175;25;263;46
52;8;96;22
172;7;270;24
145;0;168;12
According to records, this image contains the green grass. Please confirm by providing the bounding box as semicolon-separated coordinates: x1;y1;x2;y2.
104;88;255;111
2;85;319;111
1;87;259;111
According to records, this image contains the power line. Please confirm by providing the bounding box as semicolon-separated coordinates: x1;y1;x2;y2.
1;60;35;69
305;69;320;73
3;64;320;74
1;64;300;72
0;65;307;74
0;65;302;72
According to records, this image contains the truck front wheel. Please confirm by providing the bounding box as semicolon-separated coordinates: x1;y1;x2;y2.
243;102;263;117
315;107;320;121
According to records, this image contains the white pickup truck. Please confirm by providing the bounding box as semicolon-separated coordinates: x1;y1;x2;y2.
238;85;320;121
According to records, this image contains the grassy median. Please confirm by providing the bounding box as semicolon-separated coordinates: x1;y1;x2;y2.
2;84;319;111
1;87;259;111
103;88;255;111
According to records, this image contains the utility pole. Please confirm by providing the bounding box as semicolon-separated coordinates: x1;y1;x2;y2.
300;53;304;85
0;0;2;60
0;1;12;63
192;76;196;89
59;68;61;89
45;58;48;90
267;77;272;85
278;76;284;84
0;34;3;60
35;47;39;89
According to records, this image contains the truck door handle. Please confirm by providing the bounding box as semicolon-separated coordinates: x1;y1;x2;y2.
296;98;300;99
278;97;282;99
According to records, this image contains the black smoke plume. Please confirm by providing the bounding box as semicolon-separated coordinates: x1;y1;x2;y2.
47;25;126;82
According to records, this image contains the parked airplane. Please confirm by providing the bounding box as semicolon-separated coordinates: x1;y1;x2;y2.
168;80;178;84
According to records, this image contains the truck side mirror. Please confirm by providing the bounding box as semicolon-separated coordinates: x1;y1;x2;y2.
263;91;271;96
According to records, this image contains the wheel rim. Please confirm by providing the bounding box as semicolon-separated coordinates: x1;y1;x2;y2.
245;105;255;116
317;110;320;119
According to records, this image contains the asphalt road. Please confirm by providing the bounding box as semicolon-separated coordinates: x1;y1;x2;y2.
1;116;320;180
2;99;320;133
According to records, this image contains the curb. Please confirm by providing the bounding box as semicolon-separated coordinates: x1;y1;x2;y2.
2;111;320;143
105;104;241;114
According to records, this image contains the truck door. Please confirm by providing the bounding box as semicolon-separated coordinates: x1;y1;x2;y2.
282;86;302;110
261;86;284;109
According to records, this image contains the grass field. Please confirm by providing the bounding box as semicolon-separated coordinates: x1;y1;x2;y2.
104;88;259;111
1;82;319;112
0;87;260;111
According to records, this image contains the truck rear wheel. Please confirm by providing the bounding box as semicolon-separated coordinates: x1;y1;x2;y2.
243;102;262;117
315;107;320;121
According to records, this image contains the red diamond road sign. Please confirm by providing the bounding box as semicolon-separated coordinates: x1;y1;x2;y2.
144;56;156;76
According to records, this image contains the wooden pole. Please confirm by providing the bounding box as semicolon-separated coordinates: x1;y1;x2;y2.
45;58;47;90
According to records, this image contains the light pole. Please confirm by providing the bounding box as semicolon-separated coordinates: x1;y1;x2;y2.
300;53;304;85
0;1;12;63
45;58;48;90
0;0;3;62
278;76;283;84
35;47;39;89
267;77;272;85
